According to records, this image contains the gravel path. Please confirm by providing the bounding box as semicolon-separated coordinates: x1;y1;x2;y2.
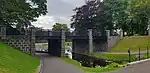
35;53;84;73
106;60;150;73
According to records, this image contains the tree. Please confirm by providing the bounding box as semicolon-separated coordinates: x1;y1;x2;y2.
103;0;150;35
52;23;70;32
71;0;150;36
71;0;106;36
103;0;129;35
0;0;47;28
125;0;150;35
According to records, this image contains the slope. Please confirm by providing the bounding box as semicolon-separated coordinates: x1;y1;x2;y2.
0;42;40;73
111;36;150;52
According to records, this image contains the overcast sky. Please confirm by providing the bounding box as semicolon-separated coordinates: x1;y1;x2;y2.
32;0;85;29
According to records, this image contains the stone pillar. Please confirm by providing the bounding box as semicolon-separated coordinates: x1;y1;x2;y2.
120;29;123;39
48;30;52;36
30;27;36;55
0;25;6;39
25;28;28;35
31;27;35;40
88;29;93;55
106;30;110;51
61;30;66;57
106;30;110;39
73;31;76;36
148;25;150;36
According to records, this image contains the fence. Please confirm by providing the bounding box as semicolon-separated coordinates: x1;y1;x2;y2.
128;47;150;63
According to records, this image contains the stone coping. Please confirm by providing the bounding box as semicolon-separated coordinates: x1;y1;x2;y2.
127;58;150;65
38;60;44;73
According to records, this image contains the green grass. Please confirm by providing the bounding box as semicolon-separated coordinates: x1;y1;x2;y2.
62;57;122;73
92;53;136;62
35;42;72;47
0;42;40;73
111;36;150;52
35;43;48;46
65;42;72;47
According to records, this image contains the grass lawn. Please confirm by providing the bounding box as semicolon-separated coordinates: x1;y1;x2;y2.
111;36;150;52
35;42;72;47
62;57;122;73
0;42;40;73
65;42;72;46
35;43;48;46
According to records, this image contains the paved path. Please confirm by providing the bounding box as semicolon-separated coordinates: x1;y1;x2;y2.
35;53;150;73
35;53;84;73
100;50;150;55
106;60;150;73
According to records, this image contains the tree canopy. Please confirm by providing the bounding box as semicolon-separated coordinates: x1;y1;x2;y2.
71;0;150;36
0;0;47;28
52;23;70;32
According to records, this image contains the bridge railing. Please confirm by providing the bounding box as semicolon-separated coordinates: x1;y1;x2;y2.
35;30;104;37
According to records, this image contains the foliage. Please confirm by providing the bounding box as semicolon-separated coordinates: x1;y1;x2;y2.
125;0;150;35
65;42;72;47
111;36;150;52
70;0;105;35
62;57;121;73
52;23;70;32
103;0;129;34
0;0;47;28
0;42;40;73
71;0;150;36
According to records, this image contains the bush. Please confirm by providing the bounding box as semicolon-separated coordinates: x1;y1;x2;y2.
62;57;121;73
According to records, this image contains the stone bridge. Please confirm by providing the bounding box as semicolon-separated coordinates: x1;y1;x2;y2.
0;25;122;59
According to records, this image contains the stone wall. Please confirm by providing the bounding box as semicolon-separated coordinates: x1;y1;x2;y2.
106;30;122;51
0;25;35;54
4;35;35;54
107;36;120;51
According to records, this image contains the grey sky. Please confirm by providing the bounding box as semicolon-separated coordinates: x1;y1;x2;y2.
32;0;85;29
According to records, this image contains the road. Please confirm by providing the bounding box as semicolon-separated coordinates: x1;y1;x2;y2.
35;53;84;73
106;60;150;73
35;53;150;73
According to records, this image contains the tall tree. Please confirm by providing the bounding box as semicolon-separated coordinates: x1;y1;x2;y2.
52;23;70;32
126;0;150;35
103;0;129;35
71;0;150;36
103;0;150;35
71;0;104;36
0;0;47;28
